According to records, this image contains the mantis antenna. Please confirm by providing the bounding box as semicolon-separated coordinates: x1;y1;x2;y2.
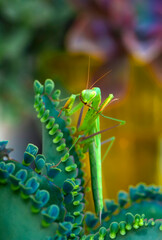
89;70;112;89
86;56;91;89
77;56;91;129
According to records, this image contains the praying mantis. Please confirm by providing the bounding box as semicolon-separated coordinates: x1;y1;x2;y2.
60;83;125;223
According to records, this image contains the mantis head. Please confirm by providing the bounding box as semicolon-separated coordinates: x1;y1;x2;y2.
80;87;101;105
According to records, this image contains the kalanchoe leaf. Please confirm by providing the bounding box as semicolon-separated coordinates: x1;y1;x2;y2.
60;152;69;162
46;163;62;179
101;212;109;220
64;193;74;204
71;202;84;214
20;177;39;198
37;105;45;119
0;162;15;183
23;152;35;166
118;191;128;207
74;214;84;225
41;110;50;123
46;117;55;129
146;185;161;199
129;186;142;201
109;222;119;239
34;94;41;108
85;212;98;229
0;141;13;159
99;227;107;239
58;221;73;235
119;221;126;235
52;89;61;101
0;162;7;172
133;214;141;229
139;214;145;226
56;142;66;152
23;144;38;166
30;189;50;213
34;80;44;94
148;219;155;226
0;141;8;151
44;79;55;95
74;193;83;202
53;131;64;144
65;163;77;172
73;200;80;206
41;204;60;225
26;144;38;156
71;226;82;236
125;212;134;230
137;183;147;193
129;184;157;201
10;169;28;190
134;184;146;198
104;200;118;214
49;124;59;135
73;211;80;217
149;185;161;193
34;154;46;173
65;214;75;223
5;162;15;174
63;179;76;194
74;178;81;187
70;233;78;239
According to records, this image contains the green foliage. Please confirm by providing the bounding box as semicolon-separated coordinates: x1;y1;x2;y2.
0;79;161;239
0;0;75;120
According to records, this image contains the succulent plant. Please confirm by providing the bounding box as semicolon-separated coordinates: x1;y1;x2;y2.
0;79;161;239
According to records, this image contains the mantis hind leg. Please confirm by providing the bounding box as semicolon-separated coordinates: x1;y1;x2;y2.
102;136;115;163
80;135;116;160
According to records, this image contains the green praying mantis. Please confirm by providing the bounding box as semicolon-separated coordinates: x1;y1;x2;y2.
59;79;125;223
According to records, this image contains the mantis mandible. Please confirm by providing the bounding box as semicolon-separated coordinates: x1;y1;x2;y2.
61;86;125;222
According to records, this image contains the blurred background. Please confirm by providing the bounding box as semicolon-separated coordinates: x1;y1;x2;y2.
0;0;162;212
